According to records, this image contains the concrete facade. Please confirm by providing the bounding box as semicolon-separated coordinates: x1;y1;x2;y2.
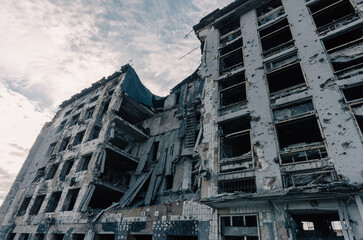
1;0;363;239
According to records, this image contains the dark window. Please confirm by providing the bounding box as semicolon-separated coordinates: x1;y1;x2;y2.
57;120;67;132
85;107;95;119
62;188;80;211
151;141;159;162
101;100;110;118
52;234;65;240
220;215;259;239
48;142;57;156
220;18;240;36
219;38;244;74
17;196;31;216
94;234;115;240
342;84;363;102
165;175;173;190
45;163;59;180
45;191;62;212
64;110;72;116
73;131;85;146
59;137;71;152
256;0;284;25
323;27;363;52
90;95;99;103
29;195;46;215
34;234;45;240
32;167;46;183
219;177;256;193
70;114;80;126
76;103;84;110
18;234;30;240
72;234;85;240
6;233;16;240
89;126;101;140
77;154;92;172
59;159;74;180
220;72;247;108
175;91;180;105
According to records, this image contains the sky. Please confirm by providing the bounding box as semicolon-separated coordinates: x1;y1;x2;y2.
0;0;234;205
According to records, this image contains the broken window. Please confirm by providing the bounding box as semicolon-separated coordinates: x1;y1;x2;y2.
256;0;285;26
61;188;80;211
77;154;92;172
219;71;247;109
32;167;46;183
17;196;31;216
219;38;244;74
101;100;110;118
165;175;173;190
57;120;67;133
151;141;159;162
59;137;71;152
5;233;16;240
64;110;72;117
342;84;363;137
85;107;95;120
73;131;85;146
175;91;181;105
264;52;298;73
167;236;198;240
219;177;256;193
220;215;259;240
48;142;57;156
70;114;80;126
18;234;30;240
308;0;359;34
110;134;129;150
89;95;99;103
45;191;62;212
52;234;65;240
259;18;294;57
29;194;46;215
89;125;101;141
266;62;306;95
94;234;115;240
76;103;85;110
59;159;74;180
283;169;338;187
88;185;124;210
274;101;328;164
324;26;363;79
219;18;241;45
219;116;253;173
72;234;85;240
290;211;344;239
34;234;45;240
45;163;59;180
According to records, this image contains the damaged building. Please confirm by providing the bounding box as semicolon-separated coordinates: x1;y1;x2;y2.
1;0;363;239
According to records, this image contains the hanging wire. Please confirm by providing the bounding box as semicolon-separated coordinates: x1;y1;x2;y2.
179;46;200;60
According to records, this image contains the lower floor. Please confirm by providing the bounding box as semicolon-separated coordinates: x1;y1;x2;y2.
2;194;363;240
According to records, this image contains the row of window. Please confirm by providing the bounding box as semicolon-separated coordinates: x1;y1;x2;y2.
6;232;85;240
32;154;92;184
17;188;80;217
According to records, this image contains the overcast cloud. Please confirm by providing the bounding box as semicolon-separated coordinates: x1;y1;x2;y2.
0;0;234;204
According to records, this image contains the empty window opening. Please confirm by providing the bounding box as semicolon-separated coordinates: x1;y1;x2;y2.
323;27;363;52
273;101;315;122
76;103;85;110
48;142;57;156
45;163;59;180
62;188;80;211
77;154;92;172
259;18;294;57
57;120;67;133
220;72;247;108
256;0;284;26
290;212;344;239
220;215;259;240
88;185;124;210
34;234;45;240
29;194;46;215
70;114;80;126
18;234;30;240
219;177;256;193
151;141;160;162
52;234;65;240
59;159;74;180
95;234;115;240
64;110;72;116
266;62;306;94
45;191;62;212
220;38;244;74
110;135;129;151
85;107;95;120
73;131;85;146
351;103;363;136
264;52;298;73
167;236;198;240
101;100;110;118
128;235;152;240
283;169;337;187
175;91;181;105
89;126;101;141
165;175;173;190
17;196;31;216
32;167;46;183
343;84;363;102
59;137;71;152
220;18;240;37
72;234;86;240
90;95;99;103
220;117;252;173
6;233;16;240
